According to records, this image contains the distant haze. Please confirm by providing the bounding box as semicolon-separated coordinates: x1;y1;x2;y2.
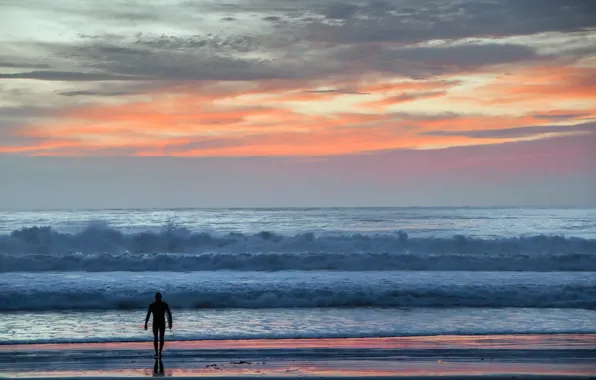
1;134;595;209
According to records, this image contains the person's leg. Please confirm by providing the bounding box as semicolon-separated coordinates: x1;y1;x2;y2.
152;324;159;356
159;325;165;355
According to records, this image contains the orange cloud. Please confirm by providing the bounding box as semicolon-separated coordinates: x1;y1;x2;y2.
358;79;459;93
455;65;596;107
362;90;448;109
1;66;595;157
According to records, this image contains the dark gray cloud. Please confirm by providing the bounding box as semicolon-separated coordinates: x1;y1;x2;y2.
323;3;360;19
0;71;151;81
41;38;545;83
196;0;596;36
384;91;447;103
533;113;592;121
0;0;596;87
0;55;292;82
305;89;370;95
297;0;596;44
0;0;593;97
0;105;54;119
128;34;266;53
262;16;283;22
3;0;177;24
0;62;52;69
19;35;308;83
424;121;596;139
332;42;544;77
389;44;540;68
58;90;132;97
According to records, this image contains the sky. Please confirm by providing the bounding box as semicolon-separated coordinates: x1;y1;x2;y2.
0;0;595;209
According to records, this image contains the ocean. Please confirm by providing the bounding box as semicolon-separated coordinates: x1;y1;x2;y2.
1;207;595;346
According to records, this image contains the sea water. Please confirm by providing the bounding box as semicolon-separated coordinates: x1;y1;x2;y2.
1;207;595;345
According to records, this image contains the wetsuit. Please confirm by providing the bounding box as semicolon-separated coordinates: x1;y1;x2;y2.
146;301;172;355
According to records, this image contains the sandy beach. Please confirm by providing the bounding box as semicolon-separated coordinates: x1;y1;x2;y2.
2;334;595;379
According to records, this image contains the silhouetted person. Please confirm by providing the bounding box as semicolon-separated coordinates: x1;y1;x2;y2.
145;292;172;357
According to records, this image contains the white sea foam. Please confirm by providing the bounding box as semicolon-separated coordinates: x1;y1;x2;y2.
1;226;594;272
1;271;594;311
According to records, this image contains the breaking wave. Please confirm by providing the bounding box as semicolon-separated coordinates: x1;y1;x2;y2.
2;278;595;311
0;225;594;272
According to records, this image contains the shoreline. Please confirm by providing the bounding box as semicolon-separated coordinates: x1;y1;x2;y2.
5;377;596;380
1;334;595;378
3;333;596;350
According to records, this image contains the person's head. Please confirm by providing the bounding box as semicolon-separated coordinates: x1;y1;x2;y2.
155;292;162;302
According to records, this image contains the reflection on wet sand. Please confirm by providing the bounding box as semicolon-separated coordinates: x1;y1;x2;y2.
3;359;596;378
1;334;595;378
2;333;595;352
152;358;164;377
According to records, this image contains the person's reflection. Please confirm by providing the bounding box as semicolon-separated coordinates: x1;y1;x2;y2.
153;358;165;376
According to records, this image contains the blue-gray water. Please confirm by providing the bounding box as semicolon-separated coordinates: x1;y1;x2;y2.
1;207;595;344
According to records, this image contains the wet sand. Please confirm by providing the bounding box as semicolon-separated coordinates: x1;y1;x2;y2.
1;334;595;378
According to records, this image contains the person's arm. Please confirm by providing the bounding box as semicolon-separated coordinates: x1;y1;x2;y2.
166;304;173;329
144;305;152;330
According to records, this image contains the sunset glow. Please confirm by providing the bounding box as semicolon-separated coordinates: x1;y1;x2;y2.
1;1;595;158
1;0;595;207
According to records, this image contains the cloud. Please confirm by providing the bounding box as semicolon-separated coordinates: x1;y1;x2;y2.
0;71;151;81
189;0;596;41
23;38;310;82
322;3;360;19
452;65;596;107
328;42;547;79
58;90;133;97
2;1;584;88
533;112;592;121
363;91;448;109
387;43;541;68
424;121;596;139
2;79;590;157
0;0;594;159
262;16;283;22
305;89;370;95
304;0;596;44
0;105;54;119
0;62;52;69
